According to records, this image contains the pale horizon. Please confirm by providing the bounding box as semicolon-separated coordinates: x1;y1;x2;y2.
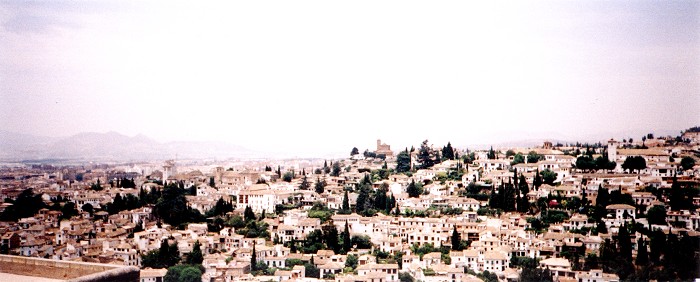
1;1;698;157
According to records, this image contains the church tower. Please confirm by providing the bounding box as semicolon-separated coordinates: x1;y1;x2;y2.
607;139;618;163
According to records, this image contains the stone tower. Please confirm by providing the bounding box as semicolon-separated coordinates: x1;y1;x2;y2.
607;139;618;163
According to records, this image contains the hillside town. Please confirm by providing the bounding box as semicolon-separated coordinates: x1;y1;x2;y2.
0;129;699;282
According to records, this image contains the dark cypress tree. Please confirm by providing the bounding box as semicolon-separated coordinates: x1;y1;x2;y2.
251;243;257;271
342;221;351;253
244;206;255;222
299;175;310;190
635;238;648;266
187;240;203;265
618;225;632;261
451;225;462;250
533;168;542;190
342;190;350;213
323;225;340;253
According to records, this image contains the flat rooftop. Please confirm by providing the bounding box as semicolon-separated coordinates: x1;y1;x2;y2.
0;255;139;282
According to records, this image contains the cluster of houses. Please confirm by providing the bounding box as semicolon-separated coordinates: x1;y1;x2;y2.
0;134;698;282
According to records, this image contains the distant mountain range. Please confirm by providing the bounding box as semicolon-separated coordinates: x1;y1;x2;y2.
0;131;259;162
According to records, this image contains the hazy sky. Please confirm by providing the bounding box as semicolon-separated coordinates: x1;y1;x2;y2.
1;1;698;155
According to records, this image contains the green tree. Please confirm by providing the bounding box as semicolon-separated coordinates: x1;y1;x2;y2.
81;203;94;215
164;265;202;282
314;177;327;194
511;153;525;165
680;157;695;170
244;206;256;222
487;146;496;159
451;225;462;250
527;151;542;163
323;225;340;253
299;175;310;190
442;142;455;160
331;162;342;177
617;225;632;261
418;140;435;169
396;150;412;173
520;267;553;282
186;240;203;265
342;221;351;253
345;254;358;269
351;147;359;156
621;156;646;173
533;169;543;190
282;171;294;182
399;272;415;282
540;169;557;185
1;188;47;221
635;238;648;266
340;190;350;214
60;202;78;220
251;243;257;271
406;180;422;198
646;205;667;225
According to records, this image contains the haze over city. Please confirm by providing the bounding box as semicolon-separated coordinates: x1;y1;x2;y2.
1;1;698;157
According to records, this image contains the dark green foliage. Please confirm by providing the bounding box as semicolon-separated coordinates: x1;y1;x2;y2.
406;180;422;198
331;162;342;177
314;177;327;194
539;169;557;185
209;176;216;187
345;254;358;269
442;142;455;160
60;202;78;220
635;238;648;266
185;241;203;265
81;203;94;215
418;140;436;169
510;256;538;269
451;225;462;250
621;156;646;173
205;197;234;217
301;229;325;254
0;188;46;221
527;151;542;163
342;221;351;253
478;270;499;282
487;146;496;160
396;150;412;173
351;235;372;249
142;240;181;269
282;171;294;182
164;264;202;282
668;174;696;211
680;156;695;170
91;179;103;191
351;147;359;156
646;205;666;225
244;206;256;222
299;175;310;190
511;153;525;165
340;191;350;214
617;225;632;261
399;272;415;282
308;202;333;223
234;219;269;238
488;182;516;212
153;183;204;228
533;169;543;189
520;267;553;282
251;244;257;271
